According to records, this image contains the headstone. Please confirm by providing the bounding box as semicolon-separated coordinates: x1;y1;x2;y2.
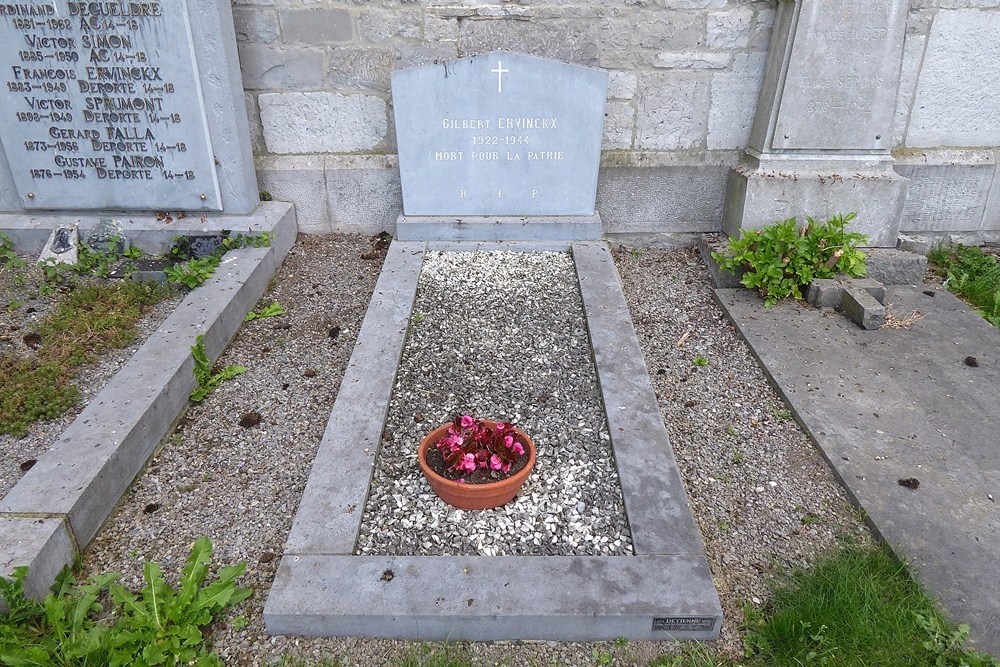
392;52;607;222
0;0;258;215
724;0;908;247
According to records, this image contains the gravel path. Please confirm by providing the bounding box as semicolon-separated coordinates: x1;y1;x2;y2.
0;257;180;497
76;238;870;666
358;251;631;557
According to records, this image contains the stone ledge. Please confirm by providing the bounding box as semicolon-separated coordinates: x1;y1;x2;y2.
396;214;602;242
0;203;296;592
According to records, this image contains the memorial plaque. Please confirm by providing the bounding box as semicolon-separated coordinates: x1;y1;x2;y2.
392;52;608;216
652;617;717;632
0;0;222;210
772;0;905;152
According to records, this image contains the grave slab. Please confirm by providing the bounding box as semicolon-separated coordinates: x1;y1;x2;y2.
0;203;295;588
715;286;1000;654
265;240;722;640
395;214;601;243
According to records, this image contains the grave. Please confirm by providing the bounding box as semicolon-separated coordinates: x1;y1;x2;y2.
0;0;295;601
723;0;909;247
265;52;722;640
392;52;606;245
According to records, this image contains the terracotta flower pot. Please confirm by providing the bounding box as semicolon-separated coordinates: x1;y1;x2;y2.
417;420;536;510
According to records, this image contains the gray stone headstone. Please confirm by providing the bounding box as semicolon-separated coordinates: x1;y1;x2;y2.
768;1;906;151
0;0;258;214
392;52;608;217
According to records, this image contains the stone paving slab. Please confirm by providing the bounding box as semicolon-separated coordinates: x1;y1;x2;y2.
265;240;722;640
715;287;1000;654
0;202;296;595
396;214;602;242
267;555;719;641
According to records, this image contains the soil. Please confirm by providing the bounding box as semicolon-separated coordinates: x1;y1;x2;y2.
423;436;531;484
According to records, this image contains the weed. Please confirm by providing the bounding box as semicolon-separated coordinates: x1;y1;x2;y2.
412;311;426;324
800;512;822;526
772;408;793;421
731;450;745;464
166;232;271;289
245;301;286;322
0;281;166;436
230;614;250;631
693;355;710;367
190;334;247;402
0;537;250;666
929;244;1000;329
0;232;28;285
744;546;996;666
713;214;868;306
399;644;472;667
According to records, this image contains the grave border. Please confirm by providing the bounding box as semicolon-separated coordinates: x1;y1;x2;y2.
264;241;722;641
0;202;295;603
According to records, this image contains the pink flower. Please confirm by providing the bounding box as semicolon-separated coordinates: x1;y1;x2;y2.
460;415;475;429
495;422;508;433
512;441;525;456
490;455;502;470
460;453;476;472
504;435;514;449
501;463;511;473
457;478;465;484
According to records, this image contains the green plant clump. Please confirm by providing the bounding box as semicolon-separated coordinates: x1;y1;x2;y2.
166;233;271;290
0;280;166;437
190;334;247;402
928;244;1000;329
744;546;998;666
0;537;251;667
713;213;868;306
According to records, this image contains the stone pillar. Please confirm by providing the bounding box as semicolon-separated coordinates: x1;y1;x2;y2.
723;0;908;247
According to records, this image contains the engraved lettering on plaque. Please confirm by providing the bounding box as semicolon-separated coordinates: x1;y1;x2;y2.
0;0;222;210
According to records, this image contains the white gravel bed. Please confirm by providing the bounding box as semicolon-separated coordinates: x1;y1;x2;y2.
0;258;180;497
357;251;632;557
75;240;870;667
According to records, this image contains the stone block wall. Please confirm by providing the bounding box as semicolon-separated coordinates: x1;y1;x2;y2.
236;0;1000;241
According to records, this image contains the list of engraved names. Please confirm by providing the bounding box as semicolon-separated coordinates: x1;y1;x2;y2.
0;1;220;209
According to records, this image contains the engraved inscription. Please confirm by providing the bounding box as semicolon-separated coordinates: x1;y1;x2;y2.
652;617;717;632
772;0;905;151
0;0;221;210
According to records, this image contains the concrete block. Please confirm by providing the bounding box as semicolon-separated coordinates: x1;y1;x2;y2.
840;286;886;330
238;44;325;90
394;41;458;67
425;16;459;41
908;10;1000;147
707;52;767;150
259;92;387;154
327;47;393;93
636;73;711;150
278;8;352;44
0;517;75;603
851;278;887;304
896;160;994;233
232;7;279;43
358;8;421;42
603;102;634;150
459;18;599;66
706;7;753;49
598;165;727;233
634;11;704;50
723;166;907;247
749;7;776;50
327;156;402;234
256;155;329;234
265;555;721;640
652;52;730;69
607;71;637;99
864;248;928;286
807;278;843;308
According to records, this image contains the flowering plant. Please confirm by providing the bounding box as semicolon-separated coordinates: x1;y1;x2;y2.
433;415;528;481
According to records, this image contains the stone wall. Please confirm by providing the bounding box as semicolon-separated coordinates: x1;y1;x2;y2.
236;0;1000;242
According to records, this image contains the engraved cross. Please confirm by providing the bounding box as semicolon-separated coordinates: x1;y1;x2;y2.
491;61;509;94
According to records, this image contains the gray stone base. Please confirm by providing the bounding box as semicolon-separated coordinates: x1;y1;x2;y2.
722;155;908;248
263;240;721;641
395;214;602;243
0;203;297;597
864;248;928;286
